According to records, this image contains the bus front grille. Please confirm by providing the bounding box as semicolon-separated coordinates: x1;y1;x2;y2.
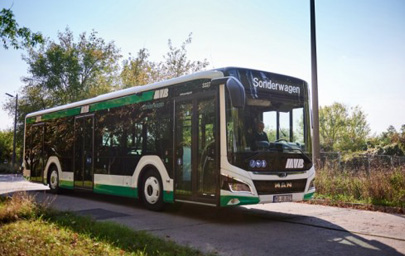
253;179;307;195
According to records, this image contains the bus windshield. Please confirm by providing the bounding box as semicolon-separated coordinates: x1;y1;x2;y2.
226;98;309;152
224;69;312;172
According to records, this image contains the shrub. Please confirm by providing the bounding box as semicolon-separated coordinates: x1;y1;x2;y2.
315;165;405;207
0;192;38;222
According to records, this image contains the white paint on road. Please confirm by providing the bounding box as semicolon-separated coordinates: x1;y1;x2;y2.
0;174;49;194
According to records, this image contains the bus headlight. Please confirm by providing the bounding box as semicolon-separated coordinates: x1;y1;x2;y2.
222;176;252;193
230;182;251;192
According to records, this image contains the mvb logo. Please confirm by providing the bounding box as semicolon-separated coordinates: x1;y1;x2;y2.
285;159;304;169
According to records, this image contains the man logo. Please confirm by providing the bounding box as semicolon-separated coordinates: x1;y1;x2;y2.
274;182;292;188
285;159;304;169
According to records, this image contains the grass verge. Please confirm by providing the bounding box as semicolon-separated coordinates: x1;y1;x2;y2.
0;192;207;256
314;165;405;211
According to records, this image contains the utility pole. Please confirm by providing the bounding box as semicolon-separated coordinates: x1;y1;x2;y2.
310;0;321;165
5;93;18;167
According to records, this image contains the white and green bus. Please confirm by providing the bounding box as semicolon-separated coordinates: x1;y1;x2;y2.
23;67;315;210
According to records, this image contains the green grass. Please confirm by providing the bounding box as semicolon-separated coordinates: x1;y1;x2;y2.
0;193;208;256
1;219;140;256
315;165;405;208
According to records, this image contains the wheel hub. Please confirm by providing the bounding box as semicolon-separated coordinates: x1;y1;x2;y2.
50;170;58;189
144;176;160;205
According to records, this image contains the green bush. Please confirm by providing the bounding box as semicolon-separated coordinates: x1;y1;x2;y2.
0;192;38;223
315;165;405;208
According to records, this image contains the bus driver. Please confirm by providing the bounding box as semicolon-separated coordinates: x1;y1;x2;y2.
251;121;269;151
254;121;268;142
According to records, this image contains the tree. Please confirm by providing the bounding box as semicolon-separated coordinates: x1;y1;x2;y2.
22;27;121;106
339;106;370;152
0;8;43;49
3;28;121;158
159;33;209;81
120;33;209;87
120;48;155;88
319;102;370;152
0;129;13;163
370;125;405;156
3;30;209;160
319;102;347;151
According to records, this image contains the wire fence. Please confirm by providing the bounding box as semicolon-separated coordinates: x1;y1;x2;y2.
320;152;405;172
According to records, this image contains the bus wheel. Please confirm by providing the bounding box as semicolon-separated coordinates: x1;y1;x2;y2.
141;169;165;211
49;166;59;194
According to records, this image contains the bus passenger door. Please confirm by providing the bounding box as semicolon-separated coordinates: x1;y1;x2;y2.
30;123;45;182
174;94;218;205
74;115;94;189
174;100;193;198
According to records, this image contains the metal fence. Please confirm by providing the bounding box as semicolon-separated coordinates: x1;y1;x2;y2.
319;152;405;172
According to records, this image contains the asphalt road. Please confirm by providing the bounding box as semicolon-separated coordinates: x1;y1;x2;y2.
1;175;404;256
32;190;405;256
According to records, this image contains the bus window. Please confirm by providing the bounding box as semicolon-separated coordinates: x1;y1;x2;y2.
279;111;290;141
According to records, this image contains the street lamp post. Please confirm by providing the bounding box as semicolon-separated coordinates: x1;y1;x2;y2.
5;93;18;167
310;0;321;165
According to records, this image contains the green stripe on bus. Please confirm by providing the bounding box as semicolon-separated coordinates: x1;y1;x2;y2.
304;191;315;200
90;91;155;112
28;91;155;123
43;107;81;120
163;190;174;203
94;184;138;198
26;117;36;124
60;180;74;189
220;195;260;207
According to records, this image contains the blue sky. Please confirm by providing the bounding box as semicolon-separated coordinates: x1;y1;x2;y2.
1;0;404;134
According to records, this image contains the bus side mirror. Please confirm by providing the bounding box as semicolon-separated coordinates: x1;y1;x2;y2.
211;77;245;108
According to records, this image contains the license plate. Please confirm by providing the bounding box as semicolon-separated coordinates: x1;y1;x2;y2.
273;195;292;203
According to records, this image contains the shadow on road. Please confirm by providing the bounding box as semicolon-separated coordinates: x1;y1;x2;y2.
33;190;403;256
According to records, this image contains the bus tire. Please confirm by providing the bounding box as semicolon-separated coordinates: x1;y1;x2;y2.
141;168;165;211
48;165;60;194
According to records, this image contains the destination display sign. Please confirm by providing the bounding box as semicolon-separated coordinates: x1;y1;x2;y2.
226;68;305;99
252;77;301;95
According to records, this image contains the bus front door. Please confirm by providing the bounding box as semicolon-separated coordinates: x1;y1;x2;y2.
74;115;94;189
174;94;218;205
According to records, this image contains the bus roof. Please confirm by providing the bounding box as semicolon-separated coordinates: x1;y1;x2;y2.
25;67;307;119
26;69;224;118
